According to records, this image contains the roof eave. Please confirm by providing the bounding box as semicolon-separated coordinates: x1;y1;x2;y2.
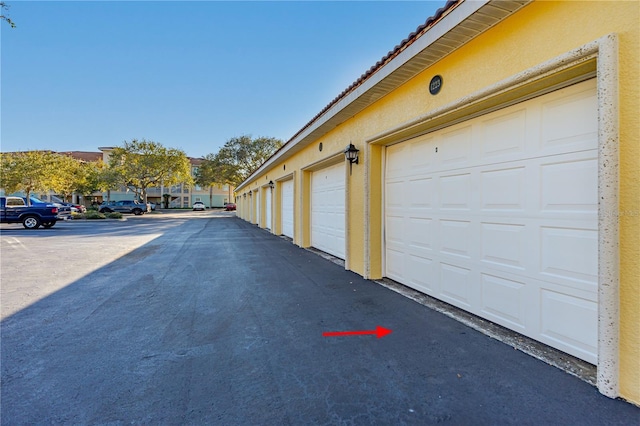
235;0;531;192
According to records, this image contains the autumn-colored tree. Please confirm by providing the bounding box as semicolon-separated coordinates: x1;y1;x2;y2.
81;160;122;202
49;154;84;201
0;151;91;204
108;139;193;203
0;151;62;204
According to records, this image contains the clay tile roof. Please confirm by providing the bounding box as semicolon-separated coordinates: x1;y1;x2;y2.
59;151;104;162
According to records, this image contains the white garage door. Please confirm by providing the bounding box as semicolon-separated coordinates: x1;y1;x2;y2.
265;187;272;230
281;179;294;238
385;79;598;363
255;191;260;226
311;162;346;259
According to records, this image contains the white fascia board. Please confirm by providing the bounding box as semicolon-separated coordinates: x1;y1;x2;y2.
327;0;489;115
236;0;489;192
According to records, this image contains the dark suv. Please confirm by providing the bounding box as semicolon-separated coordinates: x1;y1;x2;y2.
98;200;150;215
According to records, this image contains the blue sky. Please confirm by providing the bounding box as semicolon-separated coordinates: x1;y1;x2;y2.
1;1;444;158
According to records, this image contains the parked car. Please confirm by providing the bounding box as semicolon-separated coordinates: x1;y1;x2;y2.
49;196;86;214
148;202;157;211
224;203;236;211
60;202;86;213
192;201;206;211
99;200;150;215
0;196;66;229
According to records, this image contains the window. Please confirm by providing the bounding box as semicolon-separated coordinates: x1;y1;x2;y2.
6;198;25;206
183;196;189;207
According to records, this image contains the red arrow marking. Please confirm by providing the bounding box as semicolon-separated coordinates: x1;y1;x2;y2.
322;326;392;339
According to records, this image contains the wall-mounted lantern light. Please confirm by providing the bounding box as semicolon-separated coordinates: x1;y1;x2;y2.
249;191;252;197
243;193;246;198
344;143;360;175
268;180;275;189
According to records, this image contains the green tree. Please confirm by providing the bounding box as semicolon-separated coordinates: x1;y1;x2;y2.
0;151;59;204
195;153;226;208
1;2;16;28
70;160;118;202
108;139;193;203
210;135;283;186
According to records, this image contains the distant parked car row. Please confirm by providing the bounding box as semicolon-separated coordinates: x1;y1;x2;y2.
1;196;236;228
192;202;236;211
94;200;236;213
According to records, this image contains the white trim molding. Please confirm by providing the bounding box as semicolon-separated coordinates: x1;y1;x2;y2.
595;33;620;399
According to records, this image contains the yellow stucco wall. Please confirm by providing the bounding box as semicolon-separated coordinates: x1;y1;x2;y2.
237;0;639;404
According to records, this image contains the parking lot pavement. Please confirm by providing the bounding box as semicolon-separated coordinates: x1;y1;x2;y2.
1;215;638;424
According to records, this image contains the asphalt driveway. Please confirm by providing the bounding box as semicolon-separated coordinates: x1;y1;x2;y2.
1;213;638;424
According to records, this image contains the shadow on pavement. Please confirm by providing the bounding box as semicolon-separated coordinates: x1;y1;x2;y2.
1;216;638;424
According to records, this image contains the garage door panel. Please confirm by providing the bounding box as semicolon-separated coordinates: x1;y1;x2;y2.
409;136;436;172
480;273;527;330
439;125;473;167
480;108;527;160
541;86;597;152
480;222;527;270
386;181;405;209
480;167;525;211
408;217;434;252
386;248;405;282
439;173;472;210
385;79;598;363
540;157;598;214
409;177;435;210
540;227;598;287
439;263;473;308
387;144;409;178
540;289;598;363
386;215;405;248
440;220;472;259
408;255;436;293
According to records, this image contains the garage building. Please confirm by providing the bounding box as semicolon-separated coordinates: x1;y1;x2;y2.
234;0;639;405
